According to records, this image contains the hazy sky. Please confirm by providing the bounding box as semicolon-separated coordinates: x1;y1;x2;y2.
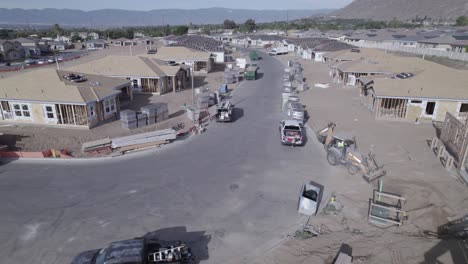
0;0;354;11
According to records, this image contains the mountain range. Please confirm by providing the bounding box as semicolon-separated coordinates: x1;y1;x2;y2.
331;0;468;21
0;8;335;27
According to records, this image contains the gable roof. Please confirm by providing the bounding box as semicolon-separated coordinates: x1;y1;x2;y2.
144;46;211;61
65;55;182;77
0;69;128;104
371;66;468;100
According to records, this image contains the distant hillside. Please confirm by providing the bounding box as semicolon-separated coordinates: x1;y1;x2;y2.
331;0;468;21
0;8;336;27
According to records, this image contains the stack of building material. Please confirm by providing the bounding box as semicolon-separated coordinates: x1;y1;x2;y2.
224;68;240;84
155;103;169;122
137;112;148;127
82;138;112;155
286;99;305;124
120;110;137;129
141;105;157;125
111;129;177;152
281;92;292;111
197;93;210;109
297;81;309;92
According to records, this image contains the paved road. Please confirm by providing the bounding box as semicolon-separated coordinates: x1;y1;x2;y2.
0;51;335;264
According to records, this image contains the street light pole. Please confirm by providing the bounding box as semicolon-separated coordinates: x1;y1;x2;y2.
191;66;194;110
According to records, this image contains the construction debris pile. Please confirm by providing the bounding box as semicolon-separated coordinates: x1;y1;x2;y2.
120;103;169;130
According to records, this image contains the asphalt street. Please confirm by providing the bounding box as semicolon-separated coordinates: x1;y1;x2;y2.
0;51;337;264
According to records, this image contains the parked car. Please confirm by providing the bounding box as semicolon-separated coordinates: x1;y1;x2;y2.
24;59;36;65
47;57;55;63
71;237;194;264
147;49;157;54
56;56;64;62
37;59;47;65
279;120;303;146
298;181;322;216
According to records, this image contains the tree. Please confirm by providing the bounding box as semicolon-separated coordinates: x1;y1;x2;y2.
201;27;211;35
223;19;237;29
173;26;189;36
52;24;64;36
456;16;468;26
71;34;82;43
244;19;256;33
163;24;171;36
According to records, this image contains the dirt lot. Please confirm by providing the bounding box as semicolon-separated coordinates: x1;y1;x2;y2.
253;54;468;264
0;47;238;157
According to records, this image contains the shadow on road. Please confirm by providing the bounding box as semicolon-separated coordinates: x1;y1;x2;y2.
143;226;211;264
231;108;244;122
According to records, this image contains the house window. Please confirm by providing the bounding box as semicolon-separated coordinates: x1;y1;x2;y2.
425;102;436;115
43;104;56;119
12;103;31;118
87;104;96;118
460;103;468;113
411;100;422;104
103;98;116;117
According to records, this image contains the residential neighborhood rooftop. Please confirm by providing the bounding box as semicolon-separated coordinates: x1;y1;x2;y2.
0;69;128;104
372;65;468;100
144;46;211;61
65;55;181;77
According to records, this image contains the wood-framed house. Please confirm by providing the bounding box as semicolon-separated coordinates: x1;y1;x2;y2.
0;69;132;129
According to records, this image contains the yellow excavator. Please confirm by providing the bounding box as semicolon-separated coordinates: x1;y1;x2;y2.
316;122;386;183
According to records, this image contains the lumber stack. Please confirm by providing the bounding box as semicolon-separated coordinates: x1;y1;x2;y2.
111;129;177;152
82;138;112;155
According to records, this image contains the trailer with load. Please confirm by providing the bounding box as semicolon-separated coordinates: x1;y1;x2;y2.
249;51;259;61
244;65;258;81
269;46;288;56
216;100;234;122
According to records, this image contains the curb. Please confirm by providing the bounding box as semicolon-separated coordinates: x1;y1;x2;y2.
1;132;195;165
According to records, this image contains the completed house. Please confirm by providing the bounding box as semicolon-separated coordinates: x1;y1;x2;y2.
13;37;41;57
85;39;107;50
65;55;189;95
0;40;24;61
113;38;135;46
0;69;132;128
49;41;67;51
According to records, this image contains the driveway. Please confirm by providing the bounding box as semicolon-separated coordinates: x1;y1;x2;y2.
0;51;337;264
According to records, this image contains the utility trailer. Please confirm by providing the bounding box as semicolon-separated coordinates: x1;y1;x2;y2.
216;100;234;122
244;65;258;81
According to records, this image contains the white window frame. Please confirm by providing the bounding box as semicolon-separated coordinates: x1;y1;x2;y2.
103;97;117;118
11;102;32;120
43;104;57;120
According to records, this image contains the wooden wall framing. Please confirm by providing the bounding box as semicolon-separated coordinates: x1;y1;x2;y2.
375;98;408;120
141;78;160;93
56;104;88;126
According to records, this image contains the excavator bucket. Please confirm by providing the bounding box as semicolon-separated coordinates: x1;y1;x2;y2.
362;153;386;183
363;168;386;183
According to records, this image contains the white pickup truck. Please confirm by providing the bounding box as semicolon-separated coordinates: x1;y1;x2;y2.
269;46;288;56
279;120;303;146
